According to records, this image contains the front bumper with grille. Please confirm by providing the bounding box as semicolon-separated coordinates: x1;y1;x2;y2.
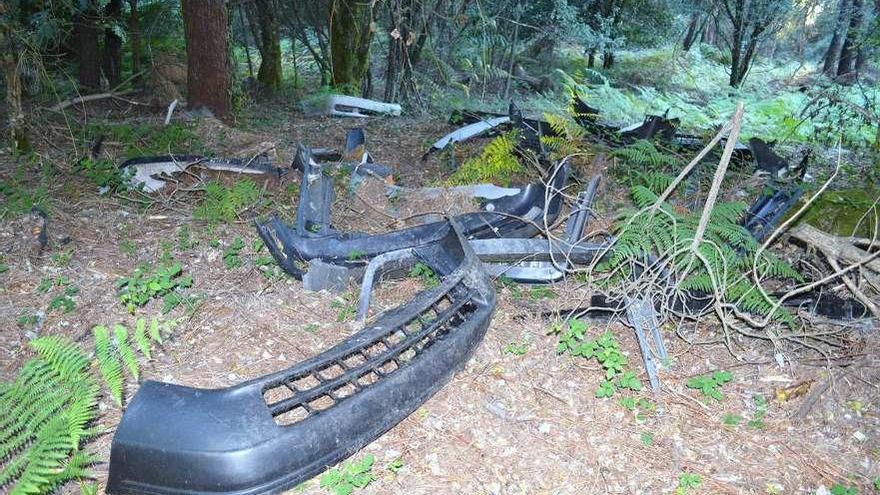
107;219;495;495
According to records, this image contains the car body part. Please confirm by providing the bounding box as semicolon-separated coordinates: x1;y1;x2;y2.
423;116;511;158
307;94;402;118
356;248;417;323
255;164;570;279
744;186;804;242
619;111;680;142
293;146;336;237
107;219;496;495
120;155;280;193
385;183;522;202
302;259;352;293
469;175;604;283
625;296;667;392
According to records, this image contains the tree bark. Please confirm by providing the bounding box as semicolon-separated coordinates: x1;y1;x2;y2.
104;0;123;88
330;0;377;92
128;0;141;82
181;0;232;120
0;14;28;152
76;3;102;89
822;0;851;75
254;0;283;90
682;12;700;51
837;0;863;77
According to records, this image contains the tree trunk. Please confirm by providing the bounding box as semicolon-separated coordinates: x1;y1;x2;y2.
330;0;377;92
181;0;232;120
103;0;123;88
0;25;28;153
822;0;851;75
602;51;614;69
837;0;863;77
76;3;102;89
255;0;282;90
682;12;700;51
128;0;141;82
701;17;716;45
587;49;595;68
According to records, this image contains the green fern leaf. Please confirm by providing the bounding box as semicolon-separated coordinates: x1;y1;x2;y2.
133;318;151;359
93;326;123;405
113;325;139;381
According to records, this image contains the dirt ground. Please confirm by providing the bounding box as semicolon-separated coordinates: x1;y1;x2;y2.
1;103;878;495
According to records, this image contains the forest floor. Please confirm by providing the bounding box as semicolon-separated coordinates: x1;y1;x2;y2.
1;102;878;495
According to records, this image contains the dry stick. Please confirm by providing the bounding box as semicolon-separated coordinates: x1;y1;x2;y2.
691;102;745;252
651;120;733;210
48;89;138;112
790;223;880;274
823;254;880;318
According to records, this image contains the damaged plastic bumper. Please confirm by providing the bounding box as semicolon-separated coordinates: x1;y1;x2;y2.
107;219;496;495
255;163;570;278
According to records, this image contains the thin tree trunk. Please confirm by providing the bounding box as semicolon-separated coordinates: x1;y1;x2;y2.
823;0;851;75
255;0;282;90
128;0;141;83
76;3;102;89
682;12;700;51
1;46;28;152
837;0;863;77
238;6;256;79
181;0;232;120
103;0;123;88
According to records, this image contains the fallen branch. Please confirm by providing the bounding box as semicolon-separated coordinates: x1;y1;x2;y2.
823;253;880;319
790;223;880;274
48;89;137;112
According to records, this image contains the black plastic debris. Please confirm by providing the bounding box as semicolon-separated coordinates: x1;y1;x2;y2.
743;185;804;242
107;219;496;495
255;164;571;279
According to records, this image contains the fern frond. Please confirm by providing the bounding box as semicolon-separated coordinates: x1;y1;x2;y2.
133;318;151;359
113;325;139;381
148;317;163;344
93;326;123;405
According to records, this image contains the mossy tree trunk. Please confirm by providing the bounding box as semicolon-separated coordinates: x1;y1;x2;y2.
0;5;28;153
330;0;378;94
255;0;283;90
181;0;232;120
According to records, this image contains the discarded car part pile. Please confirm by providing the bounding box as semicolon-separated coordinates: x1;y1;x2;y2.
255;159;570;280
120;154;281;193
107;220;495;495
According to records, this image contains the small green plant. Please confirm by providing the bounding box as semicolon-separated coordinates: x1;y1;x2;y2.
722;413;743;426
346;250;366;262
51;250;73;266
17;312;39;327
38;276;79;313
158;240;175;266
640;431;654;446
119;239;137;257
116;262;193;313
194;179;261;225
74;158;131;192
686;370;733;402
529;286;557;300
409;262;439;287
618;396;654;417
387;457;404;474
874;478;879;490
503;341;529;356
554;320;641;398
319;454;376;495
0;254;8;273
223;237;245;270
93;318;173;405
676;473;702;494
747;394;768;429
829;484;858;495
178;225;195;250
0;177;47;217
255;255;284;280
48;285;79;313
304;323;320;334
331;294;357;322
